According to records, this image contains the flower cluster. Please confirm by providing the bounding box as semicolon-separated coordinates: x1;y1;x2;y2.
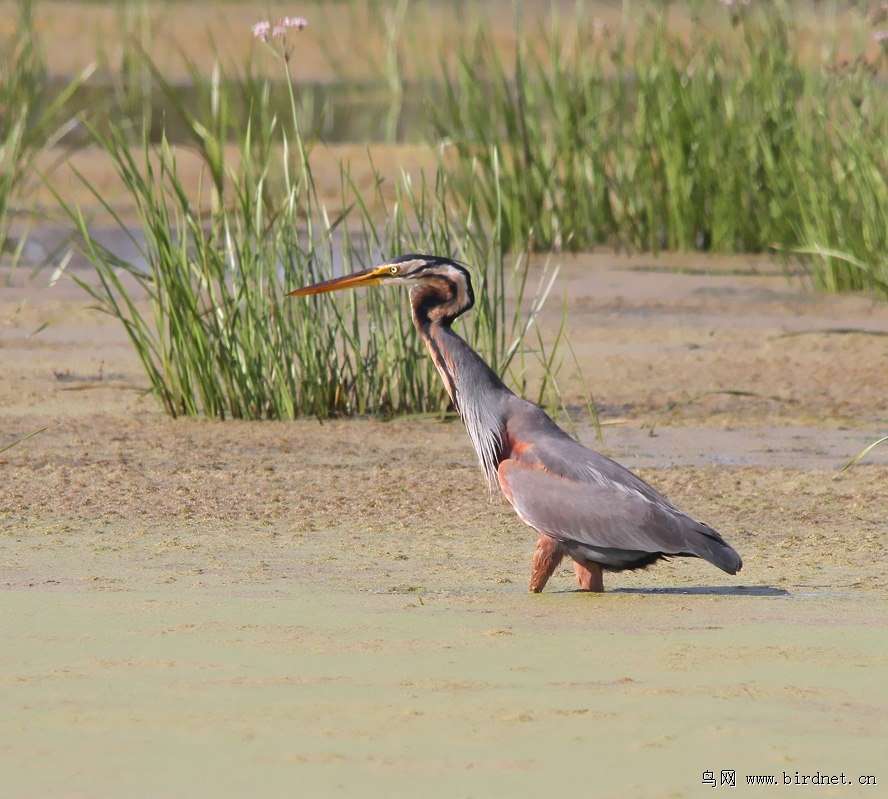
252;16;307;43
253;15;307;63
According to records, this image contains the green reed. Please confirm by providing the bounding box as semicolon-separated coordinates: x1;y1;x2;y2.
53;41;570;421
92;0;156;135
838;435;888;474
433;2;888;297
0;0;92;272
0;423;55;455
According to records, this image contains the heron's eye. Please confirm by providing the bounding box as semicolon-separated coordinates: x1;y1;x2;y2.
389;265;399;275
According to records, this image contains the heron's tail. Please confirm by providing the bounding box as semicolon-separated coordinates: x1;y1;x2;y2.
690;523;743;574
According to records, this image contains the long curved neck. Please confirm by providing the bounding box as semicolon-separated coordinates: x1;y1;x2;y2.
410;283;513;487
409;281;510;411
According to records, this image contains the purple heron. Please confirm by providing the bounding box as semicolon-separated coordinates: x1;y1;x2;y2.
288;254;742;593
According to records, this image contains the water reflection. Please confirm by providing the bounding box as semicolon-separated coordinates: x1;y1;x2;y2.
25;224;369;288
49;78;434;145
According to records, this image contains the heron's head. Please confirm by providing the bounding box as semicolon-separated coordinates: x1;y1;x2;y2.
287;254;475;324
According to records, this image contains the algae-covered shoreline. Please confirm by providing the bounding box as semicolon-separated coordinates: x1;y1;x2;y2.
3;251;887;796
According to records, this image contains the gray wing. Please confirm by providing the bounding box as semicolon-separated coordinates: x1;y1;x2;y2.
498;398;742;573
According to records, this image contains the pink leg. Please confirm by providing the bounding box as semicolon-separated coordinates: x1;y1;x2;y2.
573;560;605;592
529;533;565;593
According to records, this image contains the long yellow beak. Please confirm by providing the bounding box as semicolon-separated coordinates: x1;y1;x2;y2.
286;265;392;297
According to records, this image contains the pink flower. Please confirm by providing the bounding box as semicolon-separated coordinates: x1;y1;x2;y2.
253;15;307;62
875;30;888;42
252;20;271;41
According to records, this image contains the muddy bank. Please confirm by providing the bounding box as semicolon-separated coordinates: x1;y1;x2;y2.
2;409;888;598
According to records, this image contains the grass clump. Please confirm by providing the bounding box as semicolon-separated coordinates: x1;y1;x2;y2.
53;35;569;422
0;0;93;270
434;3;888;295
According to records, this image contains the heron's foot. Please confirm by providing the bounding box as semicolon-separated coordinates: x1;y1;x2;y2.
528;533;565;593
573;560;604;592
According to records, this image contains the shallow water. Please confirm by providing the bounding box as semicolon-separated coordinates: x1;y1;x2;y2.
50;78;434;147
